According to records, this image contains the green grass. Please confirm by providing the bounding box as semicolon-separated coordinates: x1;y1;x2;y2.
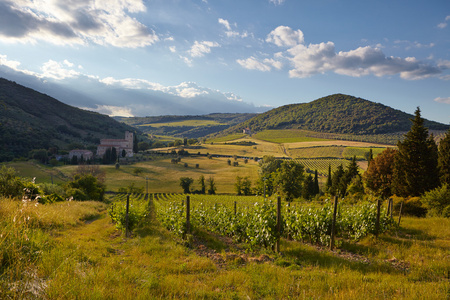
4;161;68;184
1;198;448;299
290;146;346;158
208;133;247;143
342;147;387;160
253;129;329;143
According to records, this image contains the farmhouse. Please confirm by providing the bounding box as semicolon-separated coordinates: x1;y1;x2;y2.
97;131;134;158
69;149;93;161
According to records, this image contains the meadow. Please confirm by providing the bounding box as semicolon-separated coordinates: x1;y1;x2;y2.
1;194;448;299
1;133;448;299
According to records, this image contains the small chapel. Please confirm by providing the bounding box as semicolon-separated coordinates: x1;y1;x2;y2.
97;131;134;158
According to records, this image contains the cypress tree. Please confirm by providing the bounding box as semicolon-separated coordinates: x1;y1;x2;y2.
438;128;450;185
326;164;332;192
313;169;320;195
393;107;440;197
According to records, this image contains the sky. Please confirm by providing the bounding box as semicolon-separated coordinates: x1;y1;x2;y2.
0;0;449;124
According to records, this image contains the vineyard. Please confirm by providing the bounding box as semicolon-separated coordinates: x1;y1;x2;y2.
294;158;350;175
151;194;396;250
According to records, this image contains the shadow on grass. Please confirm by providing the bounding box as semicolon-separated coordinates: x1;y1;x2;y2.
281;239;403;275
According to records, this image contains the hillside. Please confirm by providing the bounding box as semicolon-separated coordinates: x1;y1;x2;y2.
115;113;257;138
0;78;137;161
223;94;449;136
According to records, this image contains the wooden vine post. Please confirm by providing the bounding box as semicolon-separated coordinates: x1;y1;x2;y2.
375;199;381;237
186;195;191;235
234;201;237;216
125;194;130;237
330;195;338;251
276;196;281;253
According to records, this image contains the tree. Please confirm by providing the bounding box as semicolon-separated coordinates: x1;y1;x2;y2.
438;128;450;185
66;174;105;201
138;141;150;152
0;165;24;198
274;160;304;201
393;108;440;197
364;148;397;198
133;132;138;153
242;177;252;196
313;170;320;195
207;177;216;195
302;174;315;200
235;176;243;195
111;147;117;163
326;164;332;193
198;175;206;194
179;177;194;194
330;164;345;196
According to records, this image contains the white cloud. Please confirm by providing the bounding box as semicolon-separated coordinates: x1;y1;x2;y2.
218;18;232;31
189;41;220;57
239;25;447;80
41;60;81;80
266;26;304;47
437;15;450;29
269;0;285;5
434;97;450;104
169;46;176;53
237;57;272;72
85;105;134;117
0;0;159;48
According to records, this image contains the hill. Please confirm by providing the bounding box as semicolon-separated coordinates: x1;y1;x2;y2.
115;113;257;138
0;78;137;161
222;94;449;136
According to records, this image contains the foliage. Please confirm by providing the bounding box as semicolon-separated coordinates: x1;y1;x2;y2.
66;174;105;201
438;128;450;185
274;160;304;201
108;196;149;233
393;108;440;197
0;165;24;198
364;148;397;198
393;196;427;217
223;94;448;136
179;177;194;194
0;78;137;160
156;195;397;250
421;184;450;217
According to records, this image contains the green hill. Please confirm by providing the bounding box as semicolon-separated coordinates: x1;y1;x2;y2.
0;78;137;161
115;113;257;138
224;94;449;135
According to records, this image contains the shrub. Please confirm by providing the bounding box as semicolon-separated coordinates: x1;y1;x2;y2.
0;166;24;198
108;200;148;233
66;174;105;201
393;196;427;217
421;184;450;217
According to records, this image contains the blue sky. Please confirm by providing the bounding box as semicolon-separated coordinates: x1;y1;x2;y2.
0;0;449;124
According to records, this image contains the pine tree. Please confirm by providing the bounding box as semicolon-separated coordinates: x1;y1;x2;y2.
438;129;450;185
393;107;440;197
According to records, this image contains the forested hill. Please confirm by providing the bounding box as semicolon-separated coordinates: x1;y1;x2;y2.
225;94;449;135
0;78;136;161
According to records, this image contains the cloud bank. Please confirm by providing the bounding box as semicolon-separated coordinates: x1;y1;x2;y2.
0;54;265;117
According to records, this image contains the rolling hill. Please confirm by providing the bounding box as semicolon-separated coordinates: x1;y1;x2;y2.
0;78;138;161
222;94;449;136
115;113;257;138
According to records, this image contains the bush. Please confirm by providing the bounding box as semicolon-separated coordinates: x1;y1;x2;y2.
0;166;24;198
108;200;148;233
421;184;450;217
66;174;105;201
393;196;427;217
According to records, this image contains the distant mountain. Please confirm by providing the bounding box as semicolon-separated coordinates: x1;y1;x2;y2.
115;113;257;138
0;78;137;161
223;94;449;135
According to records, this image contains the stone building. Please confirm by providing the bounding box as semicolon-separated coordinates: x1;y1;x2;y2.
97;131;134;158
69;149;93;161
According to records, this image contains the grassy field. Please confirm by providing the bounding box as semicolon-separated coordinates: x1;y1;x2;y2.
1;197;448;299
253;129;329;143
